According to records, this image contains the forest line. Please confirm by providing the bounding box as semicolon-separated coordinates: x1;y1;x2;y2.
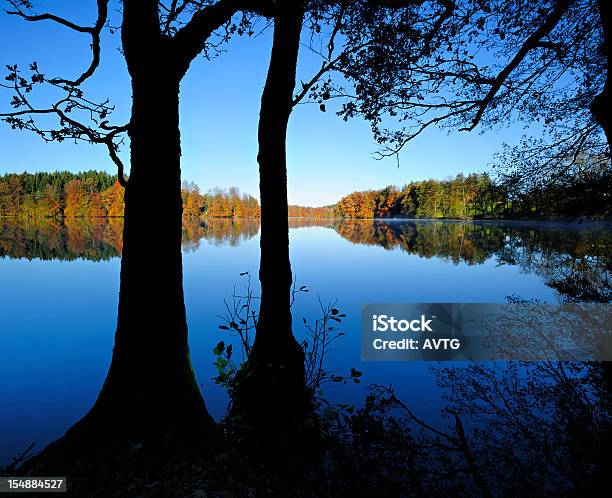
0;171;332;219
1;169;610;220
335;171;612;219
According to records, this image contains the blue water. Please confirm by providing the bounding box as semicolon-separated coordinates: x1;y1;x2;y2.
0;219;608;464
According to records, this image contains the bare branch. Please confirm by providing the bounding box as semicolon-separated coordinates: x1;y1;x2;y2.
1;65;129;186
6;0;110;86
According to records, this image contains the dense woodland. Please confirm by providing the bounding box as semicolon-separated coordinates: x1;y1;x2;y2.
3;169;610;221
181;182;261;218
0;171;124;218
335;169;612;219
288;204;334;218
0;172;261;219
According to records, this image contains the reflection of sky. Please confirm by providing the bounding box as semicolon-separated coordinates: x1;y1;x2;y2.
0;224;559;464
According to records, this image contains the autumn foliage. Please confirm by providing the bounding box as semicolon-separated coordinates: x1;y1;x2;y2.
288;205;334;218
0;172;263;219
0;171;124;218
181;183;261;218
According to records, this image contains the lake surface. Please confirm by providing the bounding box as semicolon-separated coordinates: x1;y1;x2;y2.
1;218;610;464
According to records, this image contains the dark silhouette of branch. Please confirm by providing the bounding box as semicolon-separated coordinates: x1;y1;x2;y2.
6;0;110;86
173;0;275;74
421;0;455;56
460;0;575;132
448;409;494;498
0;64;129;186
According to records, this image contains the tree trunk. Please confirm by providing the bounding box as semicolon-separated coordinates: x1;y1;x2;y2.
591;0;610;151
17;0;251;474
75;74;215;440
46;76;215;454
255;0;302;355
20;74;216;476
231;0;312;435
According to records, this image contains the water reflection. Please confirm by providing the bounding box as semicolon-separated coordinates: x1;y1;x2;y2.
1;218;610;302
330;220;611;303
0;218;123;262
0;218;261;261
182;218;260;250
2;217;611;481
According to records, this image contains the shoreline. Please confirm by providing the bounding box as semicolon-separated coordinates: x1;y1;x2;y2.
1;215;611;228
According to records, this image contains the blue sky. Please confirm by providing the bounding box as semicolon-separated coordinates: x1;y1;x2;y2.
0;1;531;206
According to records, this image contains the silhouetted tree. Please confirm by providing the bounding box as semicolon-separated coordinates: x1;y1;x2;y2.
229;0;313;448
1;0;272;465
233;0;448;439
334;0;609;188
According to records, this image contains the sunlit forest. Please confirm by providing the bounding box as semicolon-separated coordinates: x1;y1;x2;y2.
288;204;335;218
336;169;612;219
0;172;261;219
0;171;124;218
4;168;610;221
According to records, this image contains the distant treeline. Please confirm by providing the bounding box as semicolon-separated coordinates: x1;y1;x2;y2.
0;172;263;219
288;205;335;218
335;171;612;220
0;171;124;218
181;183;260;218
3;169;610;220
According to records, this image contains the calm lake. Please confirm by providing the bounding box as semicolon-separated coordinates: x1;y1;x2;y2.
1;218;610;464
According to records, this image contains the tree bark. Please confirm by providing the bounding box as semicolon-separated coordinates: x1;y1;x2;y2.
83;74;214;439
255;0;302;354
64;0;217;443
231;0;312;434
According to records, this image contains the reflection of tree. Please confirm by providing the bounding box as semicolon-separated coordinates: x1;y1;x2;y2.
182;218;260;249
316;359;610;497
6;218;606;304
0;218;261;261
464;302;612;361
432;360;611;496
332;220;612;303
0;218;122;261
288;218;335;229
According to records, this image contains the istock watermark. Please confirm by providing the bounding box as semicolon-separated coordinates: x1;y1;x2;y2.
361;303;612;361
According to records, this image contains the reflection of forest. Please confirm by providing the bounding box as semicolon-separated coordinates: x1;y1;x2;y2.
0;218;124;261
332;220;612;302
182;218;260;250
0;218;261;261
2;218;610;302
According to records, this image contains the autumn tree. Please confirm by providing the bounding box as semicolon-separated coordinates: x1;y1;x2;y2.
0;174;22;217
63;179;88;218
101;180;125;218
182;180;202;218
36;184;62;218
